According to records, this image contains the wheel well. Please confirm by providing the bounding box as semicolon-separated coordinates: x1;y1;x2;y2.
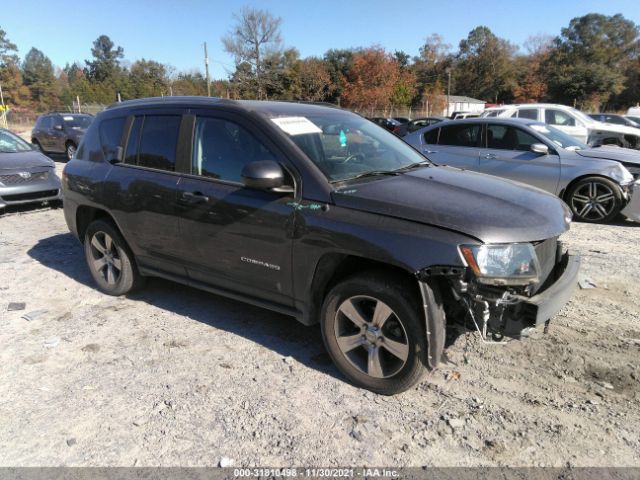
305;253;419;325
76;206;113;243
559;174;618;202
65;139;77;147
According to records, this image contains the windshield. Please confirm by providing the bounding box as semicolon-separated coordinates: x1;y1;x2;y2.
62;115;92;129
529;123;588;150
271;111;430;182
570;108;596;125
0;129;33;153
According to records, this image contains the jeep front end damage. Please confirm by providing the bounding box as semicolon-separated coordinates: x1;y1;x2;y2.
418;239;580;346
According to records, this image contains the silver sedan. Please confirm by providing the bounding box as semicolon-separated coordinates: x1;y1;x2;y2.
0;128;63;212
403;118;640;223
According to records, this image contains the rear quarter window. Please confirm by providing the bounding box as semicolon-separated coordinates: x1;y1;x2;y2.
98;117;126;161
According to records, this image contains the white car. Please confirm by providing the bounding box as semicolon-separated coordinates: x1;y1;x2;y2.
481;103;640;150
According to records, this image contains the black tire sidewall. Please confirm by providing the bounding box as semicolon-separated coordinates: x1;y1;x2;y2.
84;220;138;296
567;176;622;223
320;272;428;395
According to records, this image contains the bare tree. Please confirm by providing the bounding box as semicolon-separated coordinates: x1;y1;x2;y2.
222;7;283;99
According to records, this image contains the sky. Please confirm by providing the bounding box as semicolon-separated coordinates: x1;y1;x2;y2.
2;0;640;80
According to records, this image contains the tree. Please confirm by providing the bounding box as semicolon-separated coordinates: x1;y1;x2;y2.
222;7;283;99
0;27;29;108
0;26;18;66
297;57;334;102
340;48;400;115
129;59;168;98
22;48;58;109
545;14;640;109
322;49;354;104
85;35;124;82
454;26;516;103
511;34;553;103
171;72;208;96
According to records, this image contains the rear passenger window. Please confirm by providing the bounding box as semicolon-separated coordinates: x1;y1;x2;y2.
192;117;277;182
424;129;439;144
124;116;181;172
438;124;481;147
518;109;538;120
99;117;126;161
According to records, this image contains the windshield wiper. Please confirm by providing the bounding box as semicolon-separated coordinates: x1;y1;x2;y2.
394;160;431;172
333;170;402;183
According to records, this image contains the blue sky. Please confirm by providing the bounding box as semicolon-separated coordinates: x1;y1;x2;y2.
2;0;639;79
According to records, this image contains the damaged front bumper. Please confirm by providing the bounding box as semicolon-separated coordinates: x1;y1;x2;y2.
621;179;640;222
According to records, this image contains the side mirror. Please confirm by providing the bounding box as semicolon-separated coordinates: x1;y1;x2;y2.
54;124;64;131
241;160;291;192
530;143;549;155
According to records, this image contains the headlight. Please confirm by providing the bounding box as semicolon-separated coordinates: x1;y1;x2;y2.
459;243;540;286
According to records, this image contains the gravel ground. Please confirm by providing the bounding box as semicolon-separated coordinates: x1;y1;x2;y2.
1;163;639;467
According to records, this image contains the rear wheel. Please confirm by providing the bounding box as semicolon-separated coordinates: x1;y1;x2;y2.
65;141;77;160
84;219;145;295
320;271;428;395
566;176;623;223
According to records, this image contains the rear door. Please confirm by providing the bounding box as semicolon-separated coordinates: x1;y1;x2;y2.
478;123;561;193
103;112;186;275
50;115;67;152
421;123;482;169
176;111;296;305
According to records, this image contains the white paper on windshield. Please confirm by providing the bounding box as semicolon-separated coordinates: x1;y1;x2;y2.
63;116;75;121
530;124;550;134
271;116;322;136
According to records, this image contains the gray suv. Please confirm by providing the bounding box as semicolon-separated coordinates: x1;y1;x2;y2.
31;113;93;160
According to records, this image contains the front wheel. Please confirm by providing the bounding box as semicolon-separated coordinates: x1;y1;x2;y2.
320;271;428;395
84;219;145;296
566;176;623;223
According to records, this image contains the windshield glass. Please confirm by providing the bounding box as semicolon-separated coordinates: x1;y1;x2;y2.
0;129;33;153
270;111;430;182
62;115;92;129
529;123;588;150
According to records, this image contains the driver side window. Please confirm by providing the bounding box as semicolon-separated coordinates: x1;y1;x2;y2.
545;109;576;127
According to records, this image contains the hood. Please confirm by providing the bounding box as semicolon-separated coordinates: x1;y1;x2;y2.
0;151;55;170
332;166;570;244
590;121;640;137
575;146;640;166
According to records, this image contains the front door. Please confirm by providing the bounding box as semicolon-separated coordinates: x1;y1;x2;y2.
479;124;561;194
176;113;296;305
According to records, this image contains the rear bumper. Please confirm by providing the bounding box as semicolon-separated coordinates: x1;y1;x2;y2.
621;179;640;222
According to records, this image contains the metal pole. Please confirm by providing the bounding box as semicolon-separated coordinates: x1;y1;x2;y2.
76;95;81;113
204;42;211;97
0;83;7;129
447;71;451;112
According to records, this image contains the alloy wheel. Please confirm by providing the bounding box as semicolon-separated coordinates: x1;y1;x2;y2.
570;181;616;221
333;295;409;378
89;231;122;285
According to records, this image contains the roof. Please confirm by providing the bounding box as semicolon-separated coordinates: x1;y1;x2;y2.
105;96;345;117
421;117;543;129
440;95;486;104
486;103;576;110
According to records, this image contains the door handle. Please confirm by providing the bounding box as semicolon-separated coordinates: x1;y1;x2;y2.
180;191;210;204
482;153;497;159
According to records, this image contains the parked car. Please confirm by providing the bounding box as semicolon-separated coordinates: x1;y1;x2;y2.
393;117;411;124
588;113;640;129
451;112;480;120
31;113;93;160
368;117;402;133
0;128;63;212
395;117;445;137
403;118;640;223
626;115;640;125
627;106;640;117
481;104;640;149
63;97;580;394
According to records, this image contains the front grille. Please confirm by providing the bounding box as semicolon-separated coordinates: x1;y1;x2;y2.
533;237;558;292
1;189;59;202
0;171;48;185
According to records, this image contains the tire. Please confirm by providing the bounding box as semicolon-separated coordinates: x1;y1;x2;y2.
320;270;428;395
84;219;145;296
65;141;77;160
565;176;623;223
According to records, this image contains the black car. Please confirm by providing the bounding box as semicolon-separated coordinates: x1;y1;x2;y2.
32;113;93;160
368;117;402;133
396;116;446;137
62;97;579;394
588;113;640;129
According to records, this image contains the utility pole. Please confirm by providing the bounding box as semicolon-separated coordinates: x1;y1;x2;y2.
446;69;451;118
204;42;211;97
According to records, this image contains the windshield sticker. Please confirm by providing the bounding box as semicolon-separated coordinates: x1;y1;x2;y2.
530;125;550;133
63;116;75;121
271;117;322;136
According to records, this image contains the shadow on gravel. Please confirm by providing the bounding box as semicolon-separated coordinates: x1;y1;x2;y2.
28;233;342;381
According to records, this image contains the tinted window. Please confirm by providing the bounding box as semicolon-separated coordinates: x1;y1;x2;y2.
124;117;143;165
487;125;539;151
518;109;538;120
51;116;63;128
138;116;181;171
99;117;126;161
424;128;439;144
39;116;51;129
438;124;481;147
603;115;625;125
192;117;277;182
545;109;576;127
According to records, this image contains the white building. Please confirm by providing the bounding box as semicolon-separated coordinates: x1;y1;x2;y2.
438;95;486;117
